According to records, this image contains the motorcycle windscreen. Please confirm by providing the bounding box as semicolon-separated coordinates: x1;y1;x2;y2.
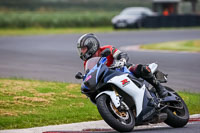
83;57;105;93
85;57;101;73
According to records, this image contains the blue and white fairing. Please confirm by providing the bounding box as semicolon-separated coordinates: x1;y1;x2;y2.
81;57;126;97
81;57;146;116
80;57;155;122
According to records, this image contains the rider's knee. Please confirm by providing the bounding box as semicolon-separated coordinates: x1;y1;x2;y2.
129;64;153;79
129;64;143;78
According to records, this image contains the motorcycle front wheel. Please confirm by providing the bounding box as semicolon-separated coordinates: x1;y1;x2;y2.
96;94;135;132
164;86;189;128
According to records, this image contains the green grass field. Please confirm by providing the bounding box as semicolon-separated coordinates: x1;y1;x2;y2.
2;27;200;36
0;27;114;36
178;92;200;114
0;78;199;130
140;40;200;52
0;78;101;130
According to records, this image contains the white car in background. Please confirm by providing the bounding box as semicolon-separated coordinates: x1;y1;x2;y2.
112;7;155;29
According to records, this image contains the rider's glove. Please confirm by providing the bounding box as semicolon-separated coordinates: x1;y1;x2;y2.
115;58;126;68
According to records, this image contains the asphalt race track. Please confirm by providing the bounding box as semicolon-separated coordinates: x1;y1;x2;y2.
0;29;200;92
45;122;200;133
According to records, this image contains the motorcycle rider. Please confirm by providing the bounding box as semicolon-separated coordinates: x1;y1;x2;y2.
77;33;167;98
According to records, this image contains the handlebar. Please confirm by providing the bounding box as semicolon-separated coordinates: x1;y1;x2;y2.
109;64;128;69
109;65;122;69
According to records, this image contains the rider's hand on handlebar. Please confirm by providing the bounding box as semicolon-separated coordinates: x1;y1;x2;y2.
113;58;126;68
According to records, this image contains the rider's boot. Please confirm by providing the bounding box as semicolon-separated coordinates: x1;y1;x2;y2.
140;65;168;98
129;64;168;98
146;77;168;98
154;81;168;98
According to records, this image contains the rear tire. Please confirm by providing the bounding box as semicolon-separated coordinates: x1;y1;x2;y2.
164;86;189;128
96;94;135;132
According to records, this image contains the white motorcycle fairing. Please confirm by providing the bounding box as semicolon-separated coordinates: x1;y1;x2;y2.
95;63;158;117
104;73;145;117
96;91;121;108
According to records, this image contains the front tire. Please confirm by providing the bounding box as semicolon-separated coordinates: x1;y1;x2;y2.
164;86;189;128
96;94;135;132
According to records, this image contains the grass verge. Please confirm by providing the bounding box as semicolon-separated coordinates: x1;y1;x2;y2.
140;40;200;52
178;92;200;114
0;27;114;36
0;78;101;130
1;27;200;36
0;78;199;130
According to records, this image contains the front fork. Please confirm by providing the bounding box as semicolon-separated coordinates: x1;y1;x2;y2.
96;90;121;108
95;86;130;113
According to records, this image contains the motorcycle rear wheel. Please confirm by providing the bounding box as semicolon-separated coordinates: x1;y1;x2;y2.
164;86;189;128
96;94;135;132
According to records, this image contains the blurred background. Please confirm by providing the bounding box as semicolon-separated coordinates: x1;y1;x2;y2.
0;1;200;130
0;0;199;29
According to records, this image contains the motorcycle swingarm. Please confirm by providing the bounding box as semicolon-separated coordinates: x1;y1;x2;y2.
161;92;180;103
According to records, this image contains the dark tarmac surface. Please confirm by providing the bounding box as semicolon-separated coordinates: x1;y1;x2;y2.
0;29;200;92
43;121;200;133
0;115;199;133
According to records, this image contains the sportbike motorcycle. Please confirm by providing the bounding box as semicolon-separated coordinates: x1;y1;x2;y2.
75;49;189;132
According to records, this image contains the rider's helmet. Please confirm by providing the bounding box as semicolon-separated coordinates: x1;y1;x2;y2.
77;33;100;61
